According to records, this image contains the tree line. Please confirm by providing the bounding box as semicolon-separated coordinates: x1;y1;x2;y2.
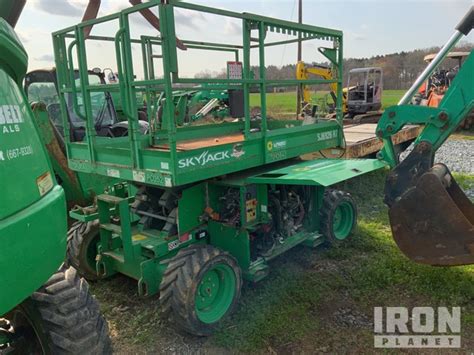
195;43;472;91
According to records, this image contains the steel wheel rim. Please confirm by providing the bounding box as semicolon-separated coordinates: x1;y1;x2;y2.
2;308;45;353
195;264;236;324
333;201;354;240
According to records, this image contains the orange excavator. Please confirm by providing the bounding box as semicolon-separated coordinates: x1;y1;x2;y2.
416;51;472;129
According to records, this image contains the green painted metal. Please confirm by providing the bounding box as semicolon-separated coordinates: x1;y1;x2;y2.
0;17;67;316
54;1;386;308
52;0;345;188
247;158;387;186
333;202;355;240
377;50;474;168
86;174;331;291
0;18;27;85
195;264;237;324
30;103;85;204
24;68;120;206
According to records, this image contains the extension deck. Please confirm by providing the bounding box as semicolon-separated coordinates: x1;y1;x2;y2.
308;123;422;159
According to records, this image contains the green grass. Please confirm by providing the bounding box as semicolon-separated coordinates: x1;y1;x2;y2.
249;90;405;116
451;131;474;140
381;89;406;108
211;170;474;352
454;173;474;192
91;169;474;352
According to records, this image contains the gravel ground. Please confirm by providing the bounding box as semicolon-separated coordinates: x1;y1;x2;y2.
400;139;473;174
400;138;473;199
434;139;474;174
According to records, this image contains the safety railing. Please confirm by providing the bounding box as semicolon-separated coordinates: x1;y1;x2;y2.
52;0;344;171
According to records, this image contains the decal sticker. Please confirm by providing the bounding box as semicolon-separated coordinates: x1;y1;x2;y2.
167;240;180;251
132;234;148;242
317;130;338;141
161;162;169;170
37;171;53;196
133;170;145;183
178;148;245;169
268;151;287;161
268;140;287;151
5;145;33;160
146;171;164;185
195;230;208;240
0;105;23;134
232;144;245;158
179;233;191;243
107;168;120;178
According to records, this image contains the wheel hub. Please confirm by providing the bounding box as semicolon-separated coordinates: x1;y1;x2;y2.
197;271;220;307
333;201;355;240
194;264;236;324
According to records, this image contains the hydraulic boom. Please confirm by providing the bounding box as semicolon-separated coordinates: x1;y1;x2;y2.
376;6;474;266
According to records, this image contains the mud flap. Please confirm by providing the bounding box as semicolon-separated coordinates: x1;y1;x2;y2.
389;164;474;266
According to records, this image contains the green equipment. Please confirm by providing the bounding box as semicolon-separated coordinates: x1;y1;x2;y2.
376;7;473;266
23;67;147;207
55;1;386;335
0;1;110;352
171;88;232;125
23;66;231;207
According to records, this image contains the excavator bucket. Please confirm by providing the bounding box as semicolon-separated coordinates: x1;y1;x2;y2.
389;164;474;266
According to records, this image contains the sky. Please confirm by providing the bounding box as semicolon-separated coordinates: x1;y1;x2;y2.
16;0;473;77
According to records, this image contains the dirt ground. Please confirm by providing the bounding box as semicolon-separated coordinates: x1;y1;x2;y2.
90;171;474;354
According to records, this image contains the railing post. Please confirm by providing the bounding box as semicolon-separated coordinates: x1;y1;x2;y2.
242;19;251;138
75;26;96;164
258;21;267;134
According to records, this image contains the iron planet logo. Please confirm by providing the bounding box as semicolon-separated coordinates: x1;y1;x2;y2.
374;306;461;348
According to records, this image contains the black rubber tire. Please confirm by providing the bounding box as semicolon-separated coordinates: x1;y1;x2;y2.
159;244;242;336
320;189;358;245
67;221;102;281
2;265;111;354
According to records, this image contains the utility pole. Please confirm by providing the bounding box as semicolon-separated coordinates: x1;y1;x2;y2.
296;0;302;116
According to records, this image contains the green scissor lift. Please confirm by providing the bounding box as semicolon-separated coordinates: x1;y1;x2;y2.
55;0;385;335
0;3;110;351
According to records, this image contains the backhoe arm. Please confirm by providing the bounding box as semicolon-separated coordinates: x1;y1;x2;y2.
377;51;474;170
375;7;474;266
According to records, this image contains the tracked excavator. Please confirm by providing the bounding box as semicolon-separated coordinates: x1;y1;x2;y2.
376;6;474;266
296;61;383;121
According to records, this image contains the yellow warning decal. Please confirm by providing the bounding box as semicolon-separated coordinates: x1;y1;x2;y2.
132;234;148;242
37;171;53;196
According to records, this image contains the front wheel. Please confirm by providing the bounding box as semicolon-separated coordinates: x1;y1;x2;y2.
320;189;357;245
0;265;111;354
159;244;242;336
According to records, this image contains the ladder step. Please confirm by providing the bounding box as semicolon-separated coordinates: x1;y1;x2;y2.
101;223;122;235
98;194;126;205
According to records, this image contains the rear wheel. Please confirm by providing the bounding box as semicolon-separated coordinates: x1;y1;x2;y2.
0;265;111;354
67;221;102;280
320;189;357;244
159;244;242;336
